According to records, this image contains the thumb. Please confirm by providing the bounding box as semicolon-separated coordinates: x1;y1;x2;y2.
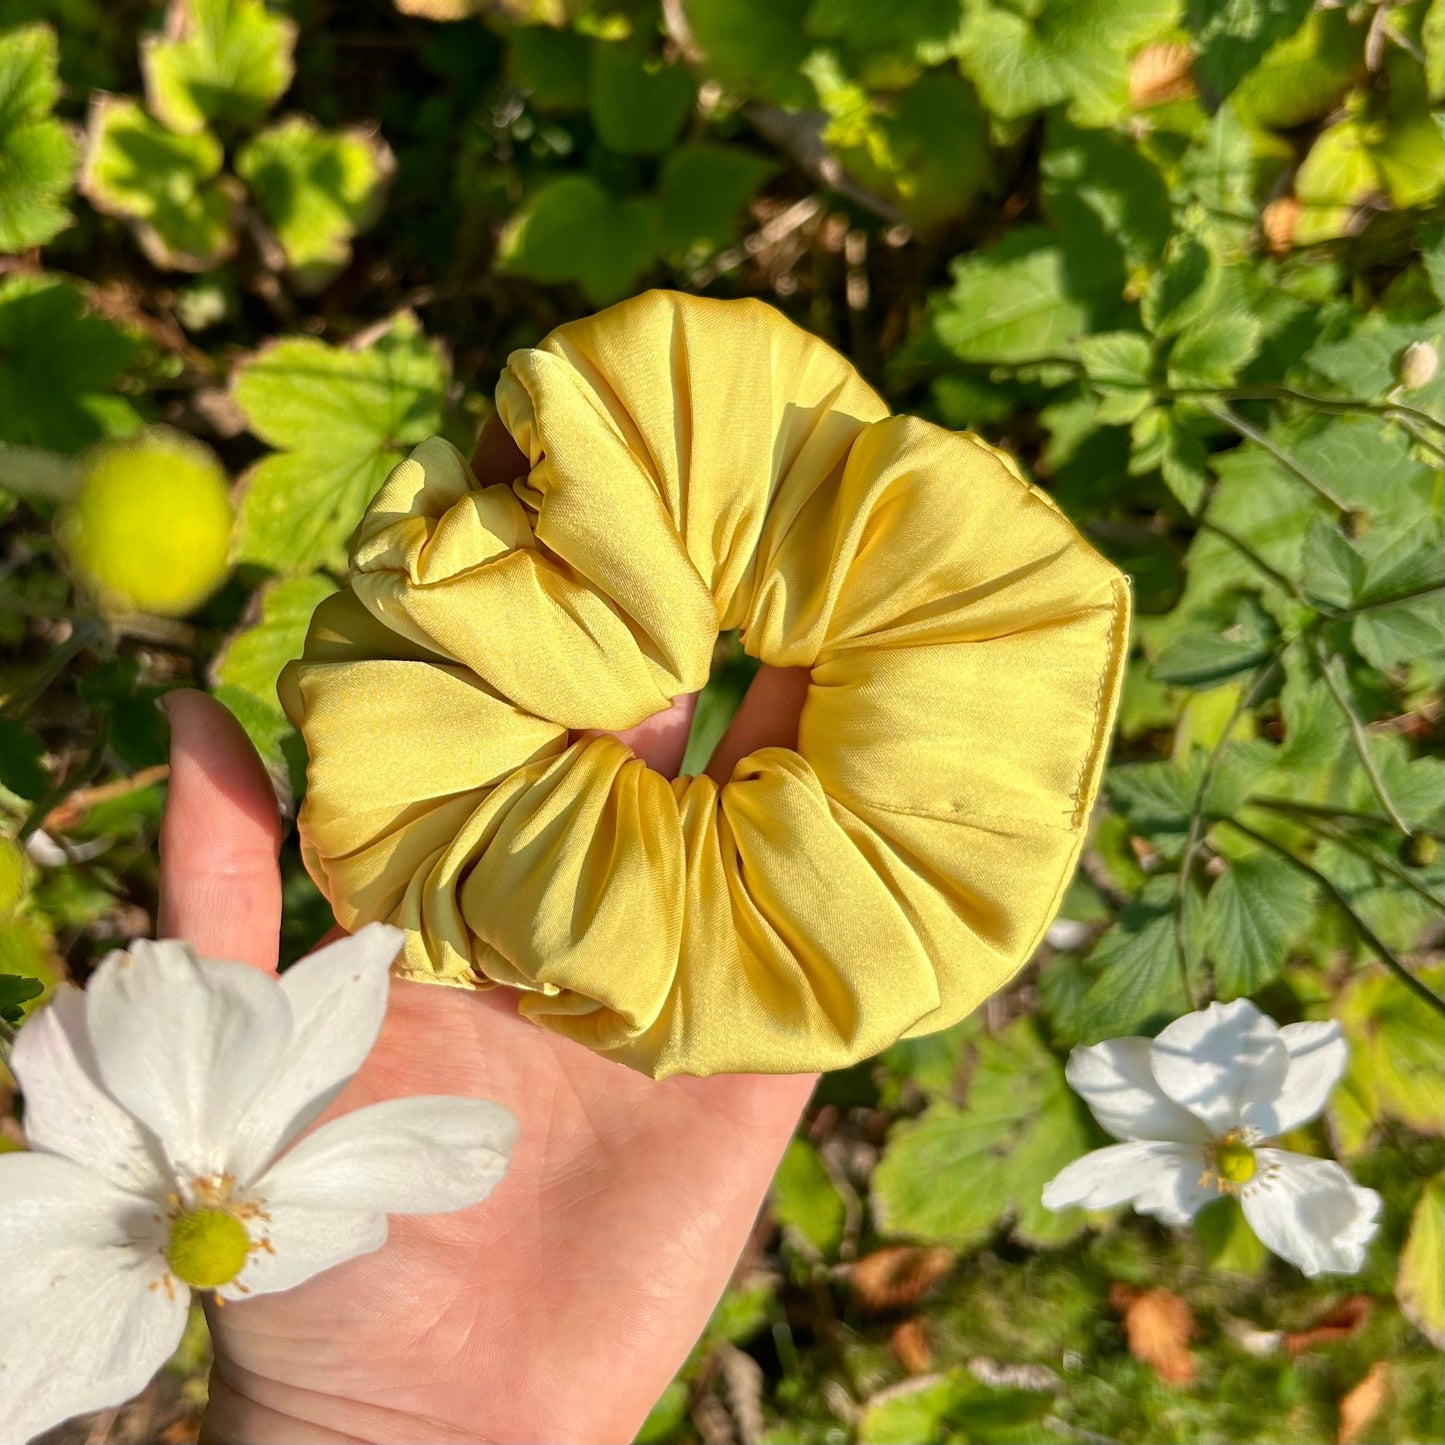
157;690;283;973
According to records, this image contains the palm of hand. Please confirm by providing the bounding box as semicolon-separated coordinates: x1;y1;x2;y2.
161;689;813;1445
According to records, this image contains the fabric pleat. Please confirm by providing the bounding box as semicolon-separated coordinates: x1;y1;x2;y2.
279;290;1130;1078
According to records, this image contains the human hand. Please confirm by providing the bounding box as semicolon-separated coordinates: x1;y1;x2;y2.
160;649;815;1443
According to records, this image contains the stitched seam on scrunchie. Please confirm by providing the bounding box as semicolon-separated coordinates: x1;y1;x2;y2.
821;783;1079;833
1068;571;1132;830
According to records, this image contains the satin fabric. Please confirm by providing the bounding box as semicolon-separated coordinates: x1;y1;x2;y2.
279;291;1130;1078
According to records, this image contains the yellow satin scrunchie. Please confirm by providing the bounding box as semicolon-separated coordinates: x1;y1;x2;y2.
279;290;1130;1078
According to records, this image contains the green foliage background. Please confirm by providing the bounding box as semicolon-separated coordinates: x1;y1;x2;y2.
1;0;1442;1440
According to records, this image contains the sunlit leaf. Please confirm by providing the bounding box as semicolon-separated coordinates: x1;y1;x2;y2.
1206;850;1315;997
1397;1174;1444;1348
237;117;394;291
81;95;239;270
0;274;142;450
955;0;1179;125
497;173;656;304
231;313;448;571
770;1137;846;1256
655;142;774;257
0;22;78;253
141;0;296;135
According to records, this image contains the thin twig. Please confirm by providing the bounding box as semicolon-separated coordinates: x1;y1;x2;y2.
1199;519;1313;604
1250;794;1445;839
1199;400;1354;514
1249;802;1445;910
1310;635;1413;835
1223;817;1445;1014
1386;409;1445;459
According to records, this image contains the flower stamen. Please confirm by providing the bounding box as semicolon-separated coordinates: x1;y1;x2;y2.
1199;1130;1261;1196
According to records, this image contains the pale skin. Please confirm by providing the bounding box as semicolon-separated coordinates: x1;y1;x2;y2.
157;417;817;1445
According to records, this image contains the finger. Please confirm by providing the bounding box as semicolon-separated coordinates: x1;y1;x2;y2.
705;664;810;786
158;690;283;974
576;692;699;778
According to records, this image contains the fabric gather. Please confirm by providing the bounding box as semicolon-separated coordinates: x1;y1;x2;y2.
278;290;1131;1079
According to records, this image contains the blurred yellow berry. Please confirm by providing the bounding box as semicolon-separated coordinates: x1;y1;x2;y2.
61;429;234;617
0;836;28;923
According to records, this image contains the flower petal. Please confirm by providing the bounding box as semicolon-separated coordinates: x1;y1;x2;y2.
0;1154;186;1445
1149;999;1288;1136
1241;1020;1348;1137
1241;1149;1382;1276
219;1206;388;1300
1042;1140;1214;1226
1065;1037;1211;1143
257;1095;519;1215
227;924;404;1186
86;940;291;1182
9;987;170;1196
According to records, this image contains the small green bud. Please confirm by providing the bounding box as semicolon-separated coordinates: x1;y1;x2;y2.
61;428;234;617
166;1208;251;1290
1400;833;1440;869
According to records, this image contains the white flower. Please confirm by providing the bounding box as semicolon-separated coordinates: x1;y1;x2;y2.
0;925;518;1445
1042;998;1380;1277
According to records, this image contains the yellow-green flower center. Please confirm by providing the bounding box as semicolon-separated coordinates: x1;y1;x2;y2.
1215;1139;1257;1185
165;1208;251;1290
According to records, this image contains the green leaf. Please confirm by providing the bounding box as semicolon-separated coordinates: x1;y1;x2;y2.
681;0;816;108
0;970;43;1024
654;142;774;257
212;572;337;759
81;95;238;270
1129;405;1210;512
770;1137;846;1256
1152;596;1278;687
1142;234;1219;339
955;0;1180;125
1166;309;1263;387
141;0;296;135
1231;6;1365;130
232;313;448;572
497;173;656;304
508;24;591;111
821;70;989;227
1206;851;1315;997
1194;1195;1270;1276
1398;1174;1444;1348
871;1020;1092;1248
0;716;48;799
0;274;142;450
1076;331;1153;423
0;23;78;253
1185;0;1313;101
1300;517;1365;609
1305;306;1445;411
588;40;694;156
930;227;1124;365
806;0;966;65
237;117;393;292
1041;117;1173;270
1061;875;1197;1044
1331;965;1445;1145
857;1372;1055;1445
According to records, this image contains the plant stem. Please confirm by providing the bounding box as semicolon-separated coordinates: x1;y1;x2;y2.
1199;519;1313;605
1199;399;1354;515
1173;645;1290;1005
1309;635;1413;835
1250;794;1445;839
1248;802;1445;910
1223;817;1445;1014
1336;580;1444;618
